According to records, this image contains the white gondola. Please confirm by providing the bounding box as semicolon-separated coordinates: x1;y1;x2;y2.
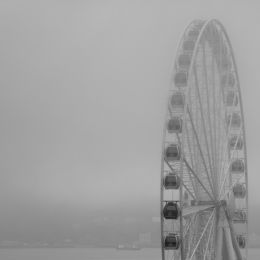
167;117;182;133
221;72;235;88
233;210;247;223
164;233;180;250
226;90;238;106
230;159;245;173
163;201;180;219
233;183;246;198
227;112;241;128
236;235;246;249
229;136;243;150
171;92;185;110
178;54;191;69
174;72;187;87
163;172;180;189
165;144;181;161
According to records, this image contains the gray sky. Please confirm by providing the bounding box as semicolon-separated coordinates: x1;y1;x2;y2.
0;0;259;216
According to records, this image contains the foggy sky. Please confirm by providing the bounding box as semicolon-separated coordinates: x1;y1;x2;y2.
0;0;259;222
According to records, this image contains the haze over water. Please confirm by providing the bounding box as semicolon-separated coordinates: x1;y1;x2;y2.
0;248;259;260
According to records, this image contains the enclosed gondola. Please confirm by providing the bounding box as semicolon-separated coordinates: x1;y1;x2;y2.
236;235;246;249
178;54;191;69
226;90;238;106
167;117;182;133
227;112;241;128
174;72;187;88
230;159;245;173
182;40;195;52
164;233;180;250
233;210;247;223
170;92;185;110
163;172;180;189
221;72;236;88
163;201;180;219
164;144;181;161
229;136;243;150
233;183;246;198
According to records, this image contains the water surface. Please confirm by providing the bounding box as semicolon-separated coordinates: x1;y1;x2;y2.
0;248;258;260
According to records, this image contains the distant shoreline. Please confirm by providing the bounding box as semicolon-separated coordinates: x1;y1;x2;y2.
0;246;259;249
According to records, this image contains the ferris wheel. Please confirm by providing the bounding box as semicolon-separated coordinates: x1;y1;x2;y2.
160;19;248;260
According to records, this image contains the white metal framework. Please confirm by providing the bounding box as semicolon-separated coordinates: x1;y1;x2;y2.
160;19;248;260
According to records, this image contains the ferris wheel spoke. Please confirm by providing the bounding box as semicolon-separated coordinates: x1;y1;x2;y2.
215;88;226;195
220;173;245;201
180;178;197;201
187;107;215;197
164;157;175;172
182;205;215;217
176;133;198;200
193;67;215;193
219;126;242;187
218;127;243;199
208;211;217;260
183;117;200;198
224;208;243;260
164;157;197;200
202;43;217;193
188;209;215;260
184;158;214;201
217;130;229;193
182;182;197;201
211;51;218;182
219;100;243;187
183;214;196;238
183;134;197;200
186;213;199;259
203;211;216;260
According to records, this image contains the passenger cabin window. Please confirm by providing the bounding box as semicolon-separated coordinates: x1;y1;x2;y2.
233;183;246;198
182;40;195;51
163;202;179;219
165;145;181;161
226;91;238;106
167;117;182;133
221;73;235;88
171;93;185;109
236;235;246;248
229;136;243;150
164;234;180;250
178;54;191;68
164;174;180;189
174;72;187;87
227;113;241;128
230;159;244;173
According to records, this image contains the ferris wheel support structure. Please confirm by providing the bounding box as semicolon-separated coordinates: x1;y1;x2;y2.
160;19;248;260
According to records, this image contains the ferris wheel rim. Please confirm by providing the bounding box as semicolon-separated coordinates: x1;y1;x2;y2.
160;19;248;260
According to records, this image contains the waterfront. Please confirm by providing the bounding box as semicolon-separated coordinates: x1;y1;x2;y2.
0;248;259;260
